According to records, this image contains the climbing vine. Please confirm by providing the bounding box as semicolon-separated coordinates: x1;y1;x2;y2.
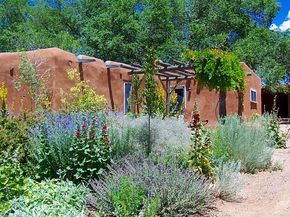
183;49;246;91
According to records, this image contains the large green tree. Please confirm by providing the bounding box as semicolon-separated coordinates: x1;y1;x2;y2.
0;0;289;86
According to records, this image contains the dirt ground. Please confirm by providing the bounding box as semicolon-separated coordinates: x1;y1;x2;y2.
214;126;290;217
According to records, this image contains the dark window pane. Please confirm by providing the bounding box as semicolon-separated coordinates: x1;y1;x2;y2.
124;83;132;113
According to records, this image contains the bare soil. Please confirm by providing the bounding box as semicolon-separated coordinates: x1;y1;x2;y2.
214;127;290;217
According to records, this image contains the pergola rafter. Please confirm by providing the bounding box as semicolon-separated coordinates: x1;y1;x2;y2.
105;60;195;115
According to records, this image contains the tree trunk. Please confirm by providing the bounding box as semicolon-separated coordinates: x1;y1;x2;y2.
238;89;244;117
219;90;227;118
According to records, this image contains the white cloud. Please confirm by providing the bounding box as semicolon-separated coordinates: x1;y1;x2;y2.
279;20;290;32
270;10;290;32
269;23;279;30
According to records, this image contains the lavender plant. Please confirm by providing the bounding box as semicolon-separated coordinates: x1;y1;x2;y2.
87;157;214;216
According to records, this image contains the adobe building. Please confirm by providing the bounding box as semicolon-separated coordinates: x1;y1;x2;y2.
262;86;290;119
0;48;261;125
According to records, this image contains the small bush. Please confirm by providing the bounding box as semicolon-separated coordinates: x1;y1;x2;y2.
29;112;112;182
88;158;214;216
61;68;107;112
212;116;273;173
112;177;144;217
0;154;29;212
185;107;214;177
214;160;243;201
4;179;88;217
142;196;160;217
264;112;287;149
109;113;191;153
107;113;141;161
0;117;30;162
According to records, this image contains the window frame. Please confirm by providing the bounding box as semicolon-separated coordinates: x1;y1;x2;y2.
123;82;132;114
172;85;187;109
250;88;257;103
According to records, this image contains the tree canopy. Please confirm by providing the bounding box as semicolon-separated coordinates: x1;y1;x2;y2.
0;0;289;86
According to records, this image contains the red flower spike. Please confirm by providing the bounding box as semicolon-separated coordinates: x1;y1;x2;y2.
89;131;95;138
102;125;108;132
92;118;97;125
75;131;81;138
82;124;87;130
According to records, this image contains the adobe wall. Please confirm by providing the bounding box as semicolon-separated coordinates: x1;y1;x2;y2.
0;48;261;124
0;48;131;114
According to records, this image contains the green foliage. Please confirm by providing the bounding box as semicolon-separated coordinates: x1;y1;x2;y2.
108;115;140;161
0;0;80;52
112;177;145;217
142;49;160;156
61;68;108;112
264;99;287;149
1;0;288;86
29;113;112;182
185;102;214;177
4;179;88;217
0;154;29;212
14;52;50;110
183;49;246;91
88;158;214;216
212;116;273;173
142;197;160;217
142;49;161;116
0;117;30;162
234;28;289;86
66;122;112;182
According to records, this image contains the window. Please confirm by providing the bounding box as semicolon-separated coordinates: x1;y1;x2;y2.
124;83;132;114
174;86;186;112
250;89;257;103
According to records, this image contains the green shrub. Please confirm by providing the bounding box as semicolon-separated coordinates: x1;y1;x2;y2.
112;177;144;217
61;68;108;112
264;112;287;149
0;117;30;162
142;197;160;217
29;112;112;182
108;114;140;161
4;179;88;217
184;102;214;177
212;116;273;173
0;154;29;212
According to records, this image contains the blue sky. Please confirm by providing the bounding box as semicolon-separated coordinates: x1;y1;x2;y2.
271;0;290;31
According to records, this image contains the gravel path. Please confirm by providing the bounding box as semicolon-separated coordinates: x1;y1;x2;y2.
214;128;290;217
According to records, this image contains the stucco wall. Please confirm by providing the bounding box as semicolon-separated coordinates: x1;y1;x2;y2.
0;48;261;124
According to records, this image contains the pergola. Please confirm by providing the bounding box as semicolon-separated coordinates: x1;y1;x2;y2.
105;60;195;114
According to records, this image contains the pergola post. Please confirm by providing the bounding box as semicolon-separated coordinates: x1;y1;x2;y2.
166;78;171;115
105;60;195;116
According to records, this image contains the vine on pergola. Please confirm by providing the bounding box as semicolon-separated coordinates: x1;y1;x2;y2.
183;49;246;117
183;49;246;92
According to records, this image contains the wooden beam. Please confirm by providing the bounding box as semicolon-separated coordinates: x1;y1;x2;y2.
165;79;171;115
157;76;166;91
128;69;143;75
169;80;182;94
173;60;186;66
156;60;171;68
159;65;194;72
161;76;194;81
120;63;140;70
